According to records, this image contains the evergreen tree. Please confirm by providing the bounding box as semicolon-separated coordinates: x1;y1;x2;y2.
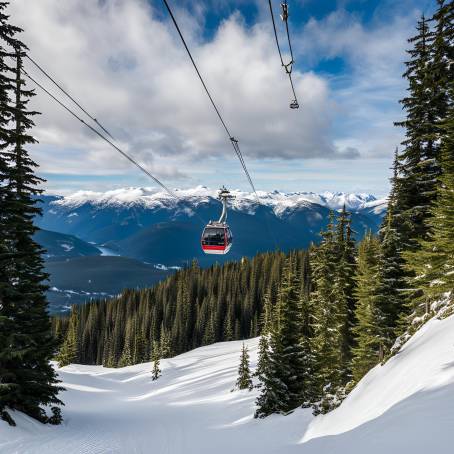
375;151;408;336
255;257;306;417
298;252;316;406
254;326;288;418
118;320;133;367
102;331;116;368
254;291;273;387
202;314;216;345
56;307;79;368
223;312;234;341
133;320;146;364
333;206;357;382
151;343;161;381
429;1;453;124
395;16;441;250
159;323;172;358
311;213;348;411
405;92;454;311
249;313;259;338
0;3;16;425
351;233;387;382
0;12;62;425
235;343;253;391
393;14;448;327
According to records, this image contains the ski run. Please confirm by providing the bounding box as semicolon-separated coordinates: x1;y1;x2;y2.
1;313;454;454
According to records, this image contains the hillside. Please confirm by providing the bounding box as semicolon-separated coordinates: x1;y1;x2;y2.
54;250;299;364
34;229;101;261
1;314;453;454
45;256;170;313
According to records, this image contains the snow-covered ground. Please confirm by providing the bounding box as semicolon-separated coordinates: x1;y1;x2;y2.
2;315;454;454
96;246;120;257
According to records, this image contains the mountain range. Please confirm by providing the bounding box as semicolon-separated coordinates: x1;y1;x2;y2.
34;187;387;312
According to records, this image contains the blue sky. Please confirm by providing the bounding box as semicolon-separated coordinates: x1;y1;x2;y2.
11;0;435;196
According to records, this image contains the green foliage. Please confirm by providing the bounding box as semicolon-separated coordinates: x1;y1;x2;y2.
57;250;309;368
235;343;253;391
0;5;63;425
405;101;454;311
391;4;454;329
310;211;356;412
56;307;79;368
255;256;311;417
254;291;273;388
118;320;133;367
374;152;409;336
351;232;387;383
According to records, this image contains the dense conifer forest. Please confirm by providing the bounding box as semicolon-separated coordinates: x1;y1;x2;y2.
53;249;302;366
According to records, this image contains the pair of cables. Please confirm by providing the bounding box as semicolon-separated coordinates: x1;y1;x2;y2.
24;63;213;227
23;56;179;199
268;0;299;109
26;1;263;223
161;0;283;247
161;0;259;203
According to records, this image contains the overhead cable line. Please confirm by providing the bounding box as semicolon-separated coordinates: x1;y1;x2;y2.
23;68;179;199
26;55;116;141
23;67;210;226
161;0;260;201
268;0;299;109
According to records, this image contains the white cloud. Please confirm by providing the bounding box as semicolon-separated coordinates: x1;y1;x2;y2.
6;0;425;194
9;0;342;181
296;7;422;159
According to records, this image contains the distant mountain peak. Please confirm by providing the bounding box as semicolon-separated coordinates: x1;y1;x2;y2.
52;186;386;214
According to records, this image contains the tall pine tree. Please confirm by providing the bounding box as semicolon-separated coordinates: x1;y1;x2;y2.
0;9;63;425
255;257;306;417
351;232;387;382
393;12;451;327
375;151;408;336
311;212;352;412
151;343;161;381
254;290;273;388
405;85;454;313
333;206;357;382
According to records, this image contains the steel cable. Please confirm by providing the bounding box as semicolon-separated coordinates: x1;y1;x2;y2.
26;55;115;141
162;0;260;202
268;0;299;107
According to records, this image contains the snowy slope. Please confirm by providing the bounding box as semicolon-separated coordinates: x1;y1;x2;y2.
302;313;454;453
2;315;454;454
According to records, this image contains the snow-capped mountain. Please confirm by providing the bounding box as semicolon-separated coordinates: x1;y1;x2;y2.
37;186;387;267
35;187;387;312
48;186;387;216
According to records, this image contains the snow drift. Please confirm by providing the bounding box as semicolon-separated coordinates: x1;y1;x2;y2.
1;315;454;454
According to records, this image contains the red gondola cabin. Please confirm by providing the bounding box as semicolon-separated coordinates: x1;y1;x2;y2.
201;222;233;255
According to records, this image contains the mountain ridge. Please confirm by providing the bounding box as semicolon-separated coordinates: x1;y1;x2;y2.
34;187;387;312
44;186;387;214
